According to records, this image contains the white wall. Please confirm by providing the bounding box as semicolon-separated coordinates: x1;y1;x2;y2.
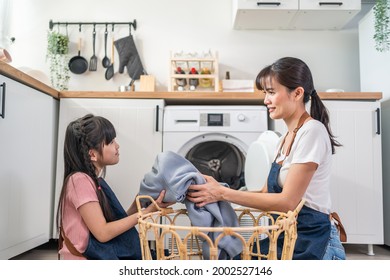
359;8;390;101
7;0;361;92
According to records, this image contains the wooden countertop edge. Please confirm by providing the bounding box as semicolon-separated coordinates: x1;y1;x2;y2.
0;62;59;98
60;91;383;101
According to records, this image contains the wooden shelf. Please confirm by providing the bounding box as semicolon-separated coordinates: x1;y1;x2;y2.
168;51;219;92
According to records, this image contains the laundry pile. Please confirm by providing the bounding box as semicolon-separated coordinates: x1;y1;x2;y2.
138;151;243;259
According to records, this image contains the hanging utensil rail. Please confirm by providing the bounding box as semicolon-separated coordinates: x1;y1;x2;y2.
49;19;137;33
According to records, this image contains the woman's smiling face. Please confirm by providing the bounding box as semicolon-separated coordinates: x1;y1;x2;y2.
263;76;296;120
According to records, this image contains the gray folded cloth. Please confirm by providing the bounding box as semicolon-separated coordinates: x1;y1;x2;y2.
139;151;243;259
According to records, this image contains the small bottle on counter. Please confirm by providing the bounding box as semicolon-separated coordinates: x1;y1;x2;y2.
175;67;187;91
188;67;199;91
220;71;231;91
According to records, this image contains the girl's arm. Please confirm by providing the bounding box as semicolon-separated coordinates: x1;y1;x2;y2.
79;190;168;243
126;190;174;216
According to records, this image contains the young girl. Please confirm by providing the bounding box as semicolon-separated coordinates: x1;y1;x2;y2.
56;114;169;260
187;57;346;260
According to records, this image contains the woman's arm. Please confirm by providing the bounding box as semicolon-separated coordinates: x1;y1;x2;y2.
188;162;316;212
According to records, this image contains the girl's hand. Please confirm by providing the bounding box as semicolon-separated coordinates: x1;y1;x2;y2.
154;190;175;208
145;190;174;213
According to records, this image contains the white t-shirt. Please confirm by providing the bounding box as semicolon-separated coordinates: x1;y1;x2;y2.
275;120;332;214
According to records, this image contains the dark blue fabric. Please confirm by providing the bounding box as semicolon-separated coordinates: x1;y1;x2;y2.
82;178;142;260
260;161;331;260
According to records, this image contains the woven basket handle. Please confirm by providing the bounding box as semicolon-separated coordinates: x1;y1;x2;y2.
135;195;162;215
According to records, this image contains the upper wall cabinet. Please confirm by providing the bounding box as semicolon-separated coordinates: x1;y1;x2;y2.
233;0;299;30
232;0;361;30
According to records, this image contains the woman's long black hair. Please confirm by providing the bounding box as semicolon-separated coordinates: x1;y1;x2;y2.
256;57;341;154
56;114;116;232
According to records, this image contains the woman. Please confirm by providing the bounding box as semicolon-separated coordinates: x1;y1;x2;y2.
187;57;346;260
56;114;170;260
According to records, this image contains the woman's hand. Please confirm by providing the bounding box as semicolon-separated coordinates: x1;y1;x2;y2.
186;174;226;207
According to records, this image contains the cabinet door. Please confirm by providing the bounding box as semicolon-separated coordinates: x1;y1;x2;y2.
233;0;299;29
272;100;383;244
324;100;383;244
53;98;164;237
0;75;58;259
291;0;361;30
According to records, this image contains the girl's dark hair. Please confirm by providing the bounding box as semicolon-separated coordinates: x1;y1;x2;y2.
56;114;116;231
255;57;341;154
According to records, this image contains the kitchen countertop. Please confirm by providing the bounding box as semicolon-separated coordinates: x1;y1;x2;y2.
0;61;59;98
1;61;383;104
59;90;383;105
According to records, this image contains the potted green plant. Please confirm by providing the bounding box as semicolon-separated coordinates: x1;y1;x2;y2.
373;0;390;52
46;31;70;90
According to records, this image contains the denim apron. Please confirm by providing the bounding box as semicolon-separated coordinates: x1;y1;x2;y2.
82;178;142;260
261;112;331;260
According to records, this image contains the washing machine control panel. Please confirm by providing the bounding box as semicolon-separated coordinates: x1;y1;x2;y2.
200;113;230;127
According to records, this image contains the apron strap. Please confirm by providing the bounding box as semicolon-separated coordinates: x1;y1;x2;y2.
59;212;84;259
276;111;311;164
59;227;84;258
330;212;347;242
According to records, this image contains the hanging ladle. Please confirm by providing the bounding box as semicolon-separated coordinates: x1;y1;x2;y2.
105;37;115;80
102;25;110;68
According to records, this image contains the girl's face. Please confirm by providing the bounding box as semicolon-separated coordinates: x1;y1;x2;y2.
90;138;120;174
263;77;297;120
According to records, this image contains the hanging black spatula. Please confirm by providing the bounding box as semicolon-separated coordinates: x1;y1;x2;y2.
89;26;97;71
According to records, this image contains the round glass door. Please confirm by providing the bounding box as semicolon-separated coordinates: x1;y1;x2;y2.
185;141;245;190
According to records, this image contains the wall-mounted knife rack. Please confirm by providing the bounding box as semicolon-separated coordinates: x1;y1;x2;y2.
49;19;137;33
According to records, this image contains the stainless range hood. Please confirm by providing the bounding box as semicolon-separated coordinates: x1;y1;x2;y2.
232;0;362;30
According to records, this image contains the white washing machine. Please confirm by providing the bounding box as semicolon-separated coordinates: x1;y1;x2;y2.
163;105;268;190
162;105;278;250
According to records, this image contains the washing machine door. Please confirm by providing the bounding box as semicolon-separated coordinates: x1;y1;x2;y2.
185;140;245;190
244;131;281;191
244;141;269;191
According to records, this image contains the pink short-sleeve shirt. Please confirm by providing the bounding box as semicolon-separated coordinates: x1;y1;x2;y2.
59;172;99;260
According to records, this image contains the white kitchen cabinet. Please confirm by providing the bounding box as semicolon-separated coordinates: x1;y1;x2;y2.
233;0;299;30
52;98;164;238
0;74;58;260
291;0;361;30
232;0;360;30
273;100;383;253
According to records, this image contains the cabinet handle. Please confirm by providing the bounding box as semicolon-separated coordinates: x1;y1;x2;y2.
319;2;343;6
0;82;5;119
156;105;159;132
257;2;281;6
376;108;381;135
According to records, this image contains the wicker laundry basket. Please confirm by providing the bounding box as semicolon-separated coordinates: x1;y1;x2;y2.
136;196;304;260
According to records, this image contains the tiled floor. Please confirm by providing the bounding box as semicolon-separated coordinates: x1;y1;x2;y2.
9;239;390;260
